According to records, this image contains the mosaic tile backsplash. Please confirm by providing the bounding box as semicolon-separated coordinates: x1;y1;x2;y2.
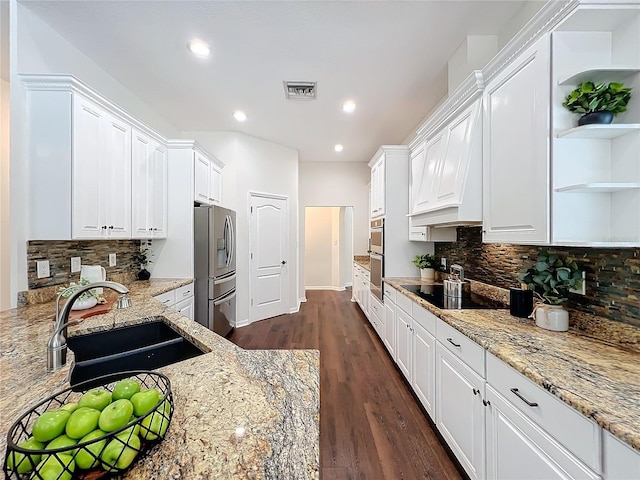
435;227;640;327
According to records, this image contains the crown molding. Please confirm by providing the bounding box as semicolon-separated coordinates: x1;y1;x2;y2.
20;73;167;145
166;139;225;168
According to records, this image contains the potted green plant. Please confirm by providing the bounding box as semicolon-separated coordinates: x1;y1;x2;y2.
57;278;101;310
133;240;153;281
412;254;439;281
562;81;632;126
518;250;583;331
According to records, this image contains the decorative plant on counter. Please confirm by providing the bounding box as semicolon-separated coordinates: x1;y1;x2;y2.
133;240;153;281
57;278;101;310
562;81;632;126
412;254;441;281
518;251;582;305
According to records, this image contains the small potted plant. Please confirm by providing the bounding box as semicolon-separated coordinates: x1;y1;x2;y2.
133;240;153;281
518;250;583;331
412;254;440;281
57;278;101;310
562;81;632;126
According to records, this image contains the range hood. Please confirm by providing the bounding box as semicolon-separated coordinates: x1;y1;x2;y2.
408;72;484;228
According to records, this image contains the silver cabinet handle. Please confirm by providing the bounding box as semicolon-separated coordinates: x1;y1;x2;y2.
510;388;538;407
447;338;461;348
182;290;191;297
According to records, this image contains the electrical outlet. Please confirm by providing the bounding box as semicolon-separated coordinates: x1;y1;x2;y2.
36;260;50;279
570;271;587;295
109;253;117;267
71;257;81;273
441;257;447;269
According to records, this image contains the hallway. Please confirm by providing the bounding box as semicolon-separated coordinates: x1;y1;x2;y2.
228;289;462;480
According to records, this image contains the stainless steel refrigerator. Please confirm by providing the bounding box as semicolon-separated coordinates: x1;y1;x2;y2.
194;205;236;337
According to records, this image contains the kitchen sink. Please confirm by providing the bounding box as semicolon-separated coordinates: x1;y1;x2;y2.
68;320;206;389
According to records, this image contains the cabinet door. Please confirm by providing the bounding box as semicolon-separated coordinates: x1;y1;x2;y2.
377;156;386;217
370;163;380;217
72;96;105;238
150;143;168;237
102;114;132;238
395;307;412;380
384;301;396;358
209;164;222;205
362;279;370;319
194;153;210;204
436;343;485;480
414;133;445;213
413;322;435;419
483;34;550;244
174;296;194;321
486;386;600;480
131;130;152;238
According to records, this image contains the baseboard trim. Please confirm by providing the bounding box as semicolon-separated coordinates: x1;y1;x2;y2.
305;286;346;292
235;318;250;328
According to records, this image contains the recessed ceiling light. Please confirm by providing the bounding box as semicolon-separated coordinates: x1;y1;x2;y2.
187;40;210;58
334;144;344;152
342;101;356;113
233;110;247;122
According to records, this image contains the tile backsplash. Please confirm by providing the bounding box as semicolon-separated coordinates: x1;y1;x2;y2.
435;227;640;327
26;240;141;290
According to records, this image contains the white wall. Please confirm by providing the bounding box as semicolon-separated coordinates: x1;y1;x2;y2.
299;161;369;299
304;207;334;288
0;77;9;310
6;2;181;306
182;131;299;324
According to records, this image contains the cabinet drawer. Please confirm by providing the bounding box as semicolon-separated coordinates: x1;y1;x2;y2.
174;282;194;301
370;294;384;319
412;303;436;336
154;289;175;306
487;353;601;472
396;290;413;315
604;430;640;480
383;283;396;304
436;318;485;378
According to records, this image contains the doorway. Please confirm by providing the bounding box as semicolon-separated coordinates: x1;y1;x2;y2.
304;206;353;291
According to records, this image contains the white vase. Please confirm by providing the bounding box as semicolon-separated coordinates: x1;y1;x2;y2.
420;268;435;281
71;296;98;311
535;304;569;332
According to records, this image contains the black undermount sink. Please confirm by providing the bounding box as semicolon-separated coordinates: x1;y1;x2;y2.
67;320;205;389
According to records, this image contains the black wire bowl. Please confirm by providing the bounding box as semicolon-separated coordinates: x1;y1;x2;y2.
3;371;173;480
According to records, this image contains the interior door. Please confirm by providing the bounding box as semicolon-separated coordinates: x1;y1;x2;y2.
250;193;289;322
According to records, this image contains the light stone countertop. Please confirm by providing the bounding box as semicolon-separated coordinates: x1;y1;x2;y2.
384;277;640;453
0;279;319;479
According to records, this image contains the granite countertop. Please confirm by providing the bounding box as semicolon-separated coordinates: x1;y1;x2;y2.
0;279;320;479
353;255;370;271
384;277;640;453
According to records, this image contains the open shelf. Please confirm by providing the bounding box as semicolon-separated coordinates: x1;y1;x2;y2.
557;66;640;86
555;183;640;193
556;124;640;139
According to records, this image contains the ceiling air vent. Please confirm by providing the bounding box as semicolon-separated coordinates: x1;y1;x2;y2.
284;81;317;100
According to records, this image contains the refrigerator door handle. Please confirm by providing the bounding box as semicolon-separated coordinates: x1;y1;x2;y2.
227;214;235;270
213;290;237;306
213;273;236;285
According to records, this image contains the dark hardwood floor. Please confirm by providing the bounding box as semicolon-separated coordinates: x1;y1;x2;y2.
228;289;462;480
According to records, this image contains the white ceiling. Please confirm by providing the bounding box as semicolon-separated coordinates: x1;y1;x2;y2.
22;0;530;163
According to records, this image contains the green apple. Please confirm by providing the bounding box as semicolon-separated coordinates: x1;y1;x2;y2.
32;410;71;443
42;434;77;460
99;399;134;432
111;379;141;401
78;388;112;411
65;407;101;439
120;417;140;439
74;429;107;470
130;389;160;417
100;432;141;472
59;402;79;414
30;453;75;480
6;436;44;474
140;400;171;440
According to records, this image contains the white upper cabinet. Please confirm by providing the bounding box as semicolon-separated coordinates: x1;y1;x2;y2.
369;153;385;218
194;151;223;206
72;95;132;239
409;73;484;228
482;34;551;245
132;128;168;239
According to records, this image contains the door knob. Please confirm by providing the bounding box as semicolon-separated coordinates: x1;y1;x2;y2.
281;260;287;265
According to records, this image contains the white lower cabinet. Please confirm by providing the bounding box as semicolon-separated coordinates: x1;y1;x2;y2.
395;305;412;380
383;300;396;359
603;430;640;480
436;343;486;480
412;320;435;418
369;293;384;337
174;297;194;321
153;283;194;321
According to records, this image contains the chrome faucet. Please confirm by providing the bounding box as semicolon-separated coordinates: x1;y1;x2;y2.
450;264;465;282
47;281;132;372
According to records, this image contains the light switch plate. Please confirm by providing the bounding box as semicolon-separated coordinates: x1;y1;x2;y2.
109;253;117;267
36;260;50;278
441;257;447;269
71;257;81;273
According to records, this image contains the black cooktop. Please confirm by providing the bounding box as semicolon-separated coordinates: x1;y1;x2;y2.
400;284;507;310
